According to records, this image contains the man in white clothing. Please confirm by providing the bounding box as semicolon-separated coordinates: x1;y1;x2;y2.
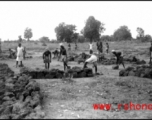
89;42;93;54
83;50;98;74
16;43;24;67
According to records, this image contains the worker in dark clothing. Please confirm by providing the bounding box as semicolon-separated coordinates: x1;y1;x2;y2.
111;50;125;68
43;47;52;70
106;42;109;54
96;41;103;55
60;45;68;71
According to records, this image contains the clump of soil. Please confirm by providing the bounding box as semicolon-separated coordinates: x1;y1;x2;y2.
20;66;94;79
119;65;152;78
0;63;45;119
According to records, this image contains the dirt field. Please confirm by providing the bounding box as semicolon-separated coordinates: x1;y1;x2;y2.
0;41;152;119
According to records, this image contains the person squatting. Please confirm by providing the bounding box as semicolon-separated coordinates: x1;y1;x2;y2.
111;49;125;68
43;47;52;70
83;50;98;74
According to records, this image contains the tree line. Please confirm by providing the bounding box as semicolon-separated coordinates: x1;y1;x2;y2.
13;16;152;43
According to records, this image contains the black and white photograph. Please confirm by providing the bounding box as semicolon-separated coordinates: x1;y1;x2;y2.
0;1;152;119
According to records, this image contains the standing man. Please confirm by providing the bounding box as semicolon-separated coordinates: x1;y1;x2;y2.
106;42;109;54
58;42;64;61
83;50;98;74
60;45;68;71
43;47;52;70
89;42;93;54
16;43;24;67
96;41;103;55
149;41;152;65
23;46;26;59
111;50;125;68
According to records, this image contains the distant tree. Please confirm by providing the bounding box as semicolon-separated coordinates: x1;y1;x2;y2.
55;23;76;45
78;34;85;43
24;27;33;41
100;35;113;41
55;22;66;42
64;24;76;43
136;27;144;39
143;34;152;42
39;36;50;43
81;16;105;43
113;25;132;41
72;32;78;43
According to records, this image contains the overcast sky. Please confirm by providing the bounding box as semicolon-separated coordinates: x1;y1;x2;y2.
0;1;151;41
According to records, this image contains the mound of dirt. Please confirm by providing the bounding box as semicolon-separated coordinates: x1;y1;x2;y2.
20;66;94;79
0;63;44;119
123;55;146;64
71;66;94;78
98;55;146;65
119;65;152;79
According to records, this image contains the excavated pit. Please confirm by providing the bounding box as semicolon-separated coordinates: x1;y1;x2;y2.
20;66;94;79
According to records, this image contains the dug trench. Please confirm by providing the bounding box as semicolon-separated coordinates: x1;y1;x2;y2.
1;56;152;119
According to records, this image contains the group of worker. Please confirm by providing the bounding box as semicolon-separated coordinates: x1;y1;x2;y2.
11;40;126;75
42;41;126;75
5;39;152;75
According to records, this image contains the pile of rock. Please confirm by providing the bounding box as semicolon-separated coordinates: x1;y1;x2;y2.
70;66;94;78
20;66;94;79
119;65;152;79
98;55;146;65
0;63;44;119
123;55;146;64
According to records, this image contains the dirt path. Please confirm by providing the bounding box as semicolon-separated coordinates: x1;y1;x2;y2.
1;57;152;119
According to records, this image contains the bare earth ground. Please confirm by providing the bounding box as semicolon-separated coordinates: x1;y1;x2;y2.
0;41;152;119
